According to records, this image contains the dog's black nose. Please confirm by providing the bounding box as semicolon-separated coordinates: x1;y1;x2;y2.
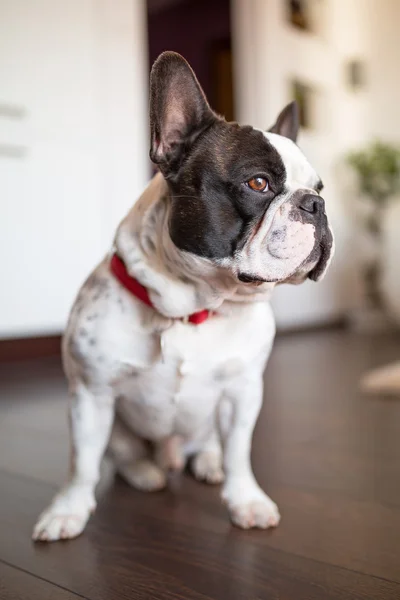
297;193;324;215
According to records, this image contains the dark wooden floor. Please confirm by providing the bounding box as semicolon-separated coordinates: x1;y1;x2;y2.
1;329;400;599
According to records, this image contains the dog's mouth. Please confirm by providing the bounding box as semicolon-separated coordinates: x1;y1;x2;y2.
237;272;274;286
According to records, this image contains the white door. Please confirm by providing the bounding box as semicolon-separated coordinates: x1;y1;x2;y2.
0;0;149;338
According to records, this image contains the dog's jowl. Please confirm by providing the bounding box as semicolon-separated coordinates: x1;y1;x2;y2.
33;52;334;542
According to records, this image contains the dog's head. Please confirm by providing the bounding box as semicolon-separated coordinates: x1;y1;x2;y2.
149;52;334;285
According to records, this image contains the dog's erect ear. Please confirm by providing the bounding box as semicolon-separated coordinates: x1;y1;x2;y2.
269;101;299;143
149;51;217;176
308;220;335;282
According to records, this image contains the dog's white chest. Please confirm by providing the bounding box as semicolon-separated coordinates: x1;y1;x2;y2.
115;303;274;442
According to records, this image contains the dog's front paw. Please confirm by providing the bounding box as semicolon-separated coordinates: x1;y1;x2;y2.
192;451;224;484
222;480;280;529
32;486;95;542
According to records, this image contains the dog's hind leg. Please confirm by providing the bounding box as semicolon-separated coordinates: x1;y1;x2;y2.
108;416;167;492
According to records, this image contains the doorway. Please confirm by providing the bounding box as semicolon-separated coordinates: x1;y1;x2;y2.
147;0;235;121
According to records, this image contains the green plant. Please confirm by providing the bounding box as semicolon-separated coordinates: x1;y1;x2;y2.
345;141;400;313
346;141;400;204
347;141;400;236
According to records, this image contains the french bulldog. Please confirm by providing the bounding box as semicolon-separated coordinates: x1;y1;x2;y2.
33;51;334;541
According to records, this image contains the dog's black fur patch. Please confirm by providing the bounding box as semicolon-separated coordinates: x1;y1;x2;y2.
149;52;289;260
167;121;288;259
149;51;331;279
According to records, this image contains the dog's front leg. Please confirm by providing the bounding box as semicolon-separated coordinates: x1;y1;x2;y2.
33;383;114;542
221;376;280;529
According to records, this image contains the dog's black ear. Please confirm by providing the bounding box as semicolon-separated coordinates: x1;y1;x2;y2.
269;101;299;143
149;51;217;177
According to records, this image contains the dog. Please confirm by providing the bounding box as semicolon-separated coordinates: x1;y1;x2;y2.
33;51;334;541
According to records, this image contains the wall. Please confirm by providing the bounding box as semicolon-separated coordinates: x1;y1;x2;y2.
367;0;400;142
3;0;398;337
232;0;372;329
0;0;149;338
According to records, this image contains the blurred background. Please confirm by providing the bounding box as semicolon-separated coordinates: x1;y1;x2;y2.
2;0;400;346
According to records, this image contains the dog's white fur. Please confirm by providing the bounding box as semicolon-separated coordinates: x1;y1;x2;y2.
33;133;327;542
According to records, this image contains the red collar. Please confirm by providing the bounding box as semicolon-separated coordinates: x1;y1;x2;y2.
110;253;211;325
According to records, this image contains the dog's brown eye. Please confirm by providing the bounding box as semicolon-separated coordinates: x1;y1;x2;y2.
247;177;269;192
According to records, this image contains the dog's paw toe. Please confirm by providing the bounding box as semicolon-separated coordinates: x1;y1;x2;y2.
33;487;95;542
222;483;280;530
192;451;224;485
228;499;280;529
33;511;90;542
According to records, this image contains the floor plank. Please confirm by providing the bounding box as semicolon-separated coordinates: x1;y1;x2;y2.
0;470;399;600
0;561;83;600
1;330;400;598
